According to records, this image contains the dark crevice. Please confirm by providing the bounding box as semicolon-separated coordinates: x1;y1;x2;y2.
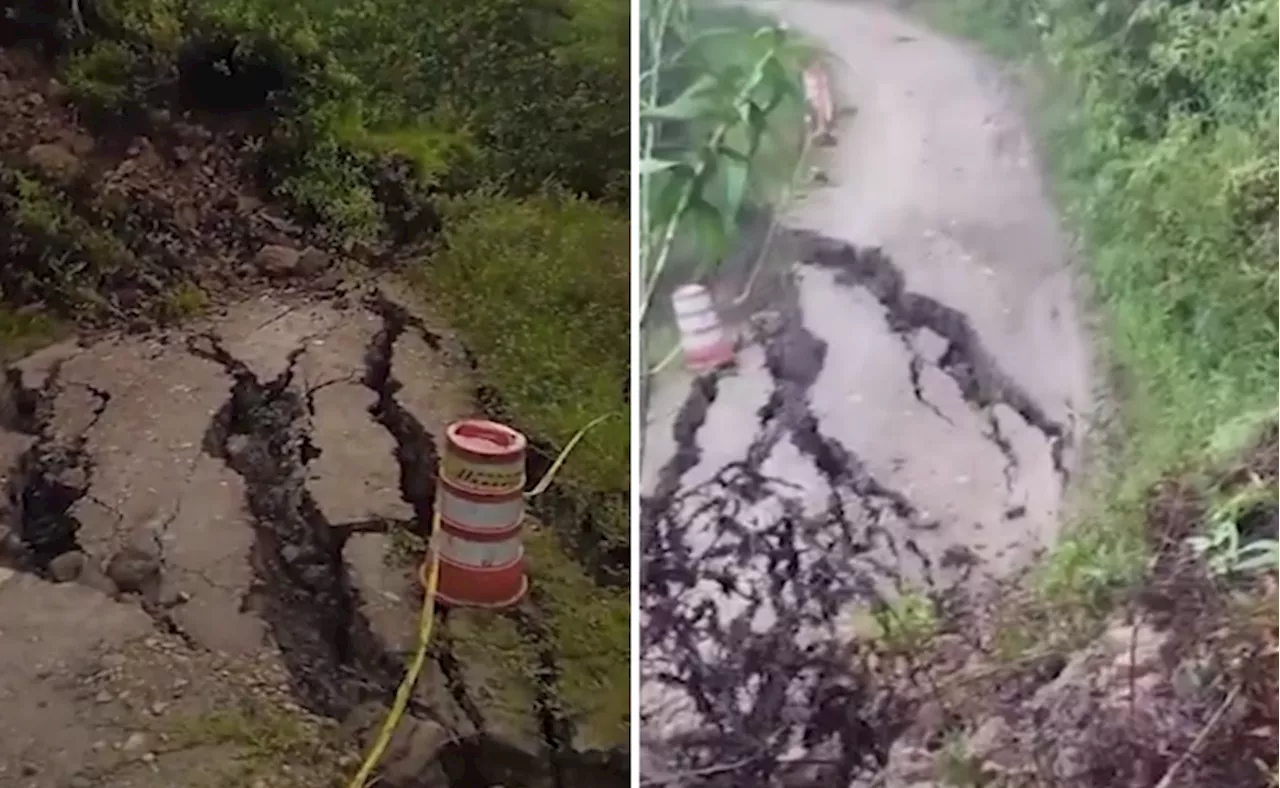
190;331;406;719
331;516;416;536
359;294;623;787
641;370;727;521
900;338;954;425
3;362;94;570
0;361;208;650
800;234;1069;478
641;302;921;785
985;410;1018;494
513;603;573;788
361;291;439;538
641;232;1084;784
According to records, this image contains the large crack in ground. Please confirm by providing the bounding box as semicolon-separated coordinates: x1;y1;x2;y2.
3;364;104;568
190;332;408;718
359;292;621;788
641;307;921;786
640;233;1075;784
0;297;624;786
798;233;1070;482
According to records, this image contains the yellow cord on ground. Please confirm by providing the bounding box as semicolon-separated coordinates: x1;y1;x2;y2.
345;511;441;788
343;413;612;788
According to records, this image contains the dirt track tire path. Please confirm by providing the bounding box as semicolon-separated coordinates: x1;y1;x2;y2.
640;0;1095;775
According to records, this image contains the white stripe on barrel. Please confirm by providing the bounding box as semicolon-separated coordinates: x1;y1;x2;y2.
672;284;735;370
437;529;524;569
439;481;525;532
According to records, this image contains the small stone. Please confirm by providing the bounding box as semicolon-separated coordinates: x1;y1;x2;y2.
78;564;120;598
69;776;93;788
48;550;86;583
150;701;168;715
254;244;301;277
0;567;15;586
25;142;81;183
141;752;156;764
297;246;330;276
94;691;112;704
122;733;148;752
106;546;161;594
0;526;27;561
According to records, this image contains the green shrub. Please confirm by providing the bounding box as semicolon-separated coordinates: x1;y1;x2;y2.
63;40;143;112
419;191;629;543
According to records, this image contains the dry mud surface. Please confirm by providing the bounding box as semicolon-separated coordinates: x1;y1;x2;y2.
640;1;1095;782
0;281;626;788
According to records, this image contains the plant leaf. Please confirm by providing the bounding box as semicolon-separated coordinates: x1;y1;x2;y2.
716;149;749;232
643;74;723;122
639;157;681;175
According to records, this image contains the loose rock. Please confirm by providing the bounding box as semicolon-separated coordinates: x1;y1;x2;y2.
26;142;80;183
106;546;161;595
255;244;301;277
48;550;85;583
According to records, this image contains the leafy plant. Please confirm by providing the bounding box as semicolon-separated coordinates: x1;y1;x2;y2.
637;0;819;445
639;3;812;316
1188;482;1280;577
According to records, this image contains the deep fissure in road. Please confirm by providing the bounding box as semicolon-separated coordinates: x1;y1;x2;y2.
3;364;103;569
641;232;1073;783
192;332;406;719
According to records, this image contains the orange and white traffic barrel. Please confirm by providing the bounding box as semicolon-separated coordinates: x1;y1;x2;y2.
431;420;529;608
672;284;735;372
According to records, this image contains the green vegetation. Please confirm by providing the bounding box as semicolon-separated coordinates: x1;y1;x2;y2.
525;527;629;746
638;2;817;434
917;0;1278;618
420;192;629;552
10;0;625;236
169;699;341;787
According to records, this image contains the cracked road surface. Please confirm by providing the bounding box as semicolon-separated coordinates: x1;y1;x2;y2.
640;1;1094;774
0;279;624;788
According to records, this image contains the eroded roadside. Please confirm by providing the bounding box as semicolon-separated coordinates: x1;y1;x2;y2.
0;282;627;788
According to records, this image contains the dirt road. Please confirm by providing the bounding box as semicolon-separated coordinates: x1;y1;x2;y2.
641;0;1094;778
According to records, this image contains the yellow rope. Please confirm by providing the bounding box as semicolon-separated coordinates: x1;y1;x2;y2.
345;512;441;788
343;413;612;788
